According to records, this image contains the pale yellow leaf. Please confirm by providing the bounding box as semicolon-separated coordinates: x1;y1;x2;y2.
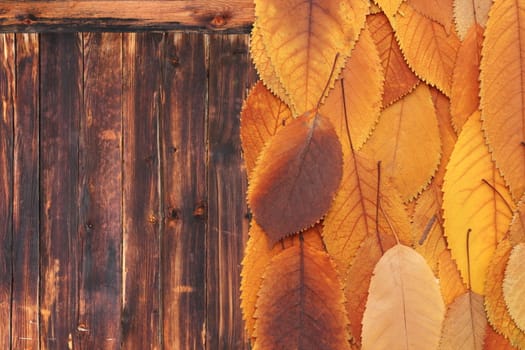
503;243;525;333
453;0;491;40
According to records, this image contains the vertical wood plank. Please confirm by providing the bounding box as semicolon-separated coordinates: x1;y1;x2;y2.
77;33;122;349
161;32;207;350
206;34;257;350
122;32;163;349
0;33;15;350
12;33;39;350
39;33;82;349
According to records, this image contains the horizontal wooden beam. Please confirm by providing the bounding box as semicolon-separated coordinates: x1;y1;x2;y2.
0;1;255;33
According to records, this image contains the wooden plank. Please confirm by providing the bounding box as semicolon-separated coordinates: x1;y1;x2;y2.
161;32;207;349
0;33;15;350
122;32;162;349
39;33;82;349
11;33;39;350
0;1;254;33
76;33;122;349
206;34;257;350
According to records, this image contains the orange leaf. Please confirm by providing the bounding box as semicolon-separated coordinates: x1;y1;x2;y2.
320;26;384;153
248;111;343;243
360;84;441;202
480;0;525;201
254;0;369;112
503;243;525;333
240;82;291;177
438;249;468;306
366;13;419;107
439;291;487;350
253;242;350;350
484;323;520;350
407;0;454;33
374;0;404;21
361;245;445;349
450;24;483;133
453;0;491;40
395;3;460;96
509;199;525;245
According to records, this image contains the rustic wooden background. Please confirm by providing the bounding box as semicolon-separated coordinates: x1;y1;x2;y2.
0;3;258;347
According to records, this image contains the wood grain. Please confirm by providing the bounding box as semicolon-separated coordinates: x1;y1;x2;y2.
0;1;254;33
77;32;122;349
39;33;82;349
161;32;207;349
11;33;39;350
122;32;163;349
206;34;257;350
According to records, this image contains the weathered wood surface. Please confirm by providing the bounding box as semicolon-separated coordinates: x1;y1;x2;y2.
0;32;256;349
0;1;254;33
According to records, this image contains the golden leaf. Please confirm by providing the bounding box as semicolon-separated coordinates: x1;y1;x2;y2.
509;198;525;245
254;0;369;112
503;243;525;333
439;291;487;350
453;0;491;40
407;0;454;33
360;84;441;202
479;0;525;201
374;0;404;21
438;249;468;306
484;323;520;350
253;242;350;350
361;245;445;350
366;12;419;107
320;26;384;153
395;2;460;96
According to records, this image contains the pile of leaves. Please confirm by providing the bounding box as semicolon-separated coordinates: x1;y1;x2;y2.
239;0;525;349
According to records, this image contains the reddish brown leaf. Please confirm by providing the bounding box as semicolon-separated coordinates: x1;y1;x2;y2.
248;111;343;243
484;324;519;350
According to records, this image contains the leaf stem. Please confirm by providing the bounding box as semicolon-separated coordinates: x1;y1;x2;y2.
316;53;340;110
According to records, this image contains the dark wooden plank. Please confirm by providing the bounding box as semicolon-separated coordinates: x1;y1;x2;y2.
161;32;207;350
11;33;39;350
0;33;15;350
76;33;122;349
39;33;82;349
206;34;257;350
122;32;162;349
0;1;254;33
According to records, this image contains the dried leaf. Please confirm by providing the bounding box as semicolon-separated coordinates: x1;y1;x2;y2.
453;0;491;40
479;0;525;201
450;24;483;133
360;84;441;202
439;291;487;350
255;0;369;112
248;111;343;243
438;249;468;306
320;26;384;153
253;242;350;350
503;243;525;333
484;324;519;350
407;0;454;33
509;198;525;245
240;82;291;177
395;3;460;96
361;245;445;350
366;13;419;107
374;0;404;21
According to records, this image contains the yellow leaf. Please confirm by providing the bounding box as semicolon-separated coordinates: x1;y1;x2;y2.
438;249;468;306
395;3;460;96
503;243;525;333
320;26;384;153
360;84;441;202
453;0;491;40
374;0;404;22
407;0;454;33
443;111;514;294
361;245;445;350
439;291;487;350
480;0;525;201
255;0;369;113
253;242;350;350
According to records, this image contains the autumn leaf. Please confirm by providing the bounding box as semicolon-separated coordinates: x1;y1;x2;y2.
407;0;454;33
360;84;441;202
254;0;369;113
252;242;350;350
361;244;445;350
394;3;460;96
374;0;404;22
366;13;419;107
438;249;468;307
503;243;525;333
453;0;491;40
484;324;520;350
320;26;384;153
439;291;487;350
240;82;291;177
479;0;525;201
248;111;343;243
509;199;525;245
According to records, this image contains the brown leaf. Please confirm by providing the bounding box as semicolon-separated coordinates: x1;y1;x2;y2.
453;0;491;40
484;323;519;350
253;242;350;350
366;13;419;107
248;111;343;243
503;243;525;333
509;198;525;245
407;0;454;33
479;0;525;201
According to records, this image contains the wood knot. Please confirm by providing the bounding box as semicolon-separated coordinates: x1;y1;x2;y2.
193;203;206;219
148;214;158;224
210;14;226;27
